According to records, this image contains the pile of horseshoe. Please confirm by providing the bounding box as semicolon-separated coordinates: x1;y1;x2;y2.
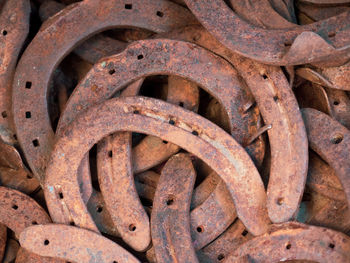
1;0;350;262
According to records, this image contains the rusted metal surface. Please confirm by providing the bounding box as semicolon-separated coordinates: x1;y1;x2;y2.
12;0;197;183
151;153;198;263
224;222;350;262
159;25;308;223
44;96;268;236
0;224;6;262
0;0;30;145
184;0;350;66
19;224;140;263
302;108;350;211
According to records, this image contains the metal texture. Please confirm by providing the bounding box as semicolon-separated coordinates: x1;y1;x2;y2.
302;108;350;211
183;0;350;66
12;0;197;183
19;224;140;263
0;224;6;262
44;96;269;237
223;222;350;262
0;0;30;145
159;25;308;223
151;153;198;263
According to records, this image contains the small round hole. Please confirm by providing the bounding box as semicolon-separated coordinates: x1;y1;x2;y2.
273;96;279;102
108;151;113;158
69;221;75;226
26;174;33;179
286;243;291;249
156;11;164;17
333;101;340;106
179;102;184;107
125;4;132;9
241;229;248;236
217;254;225;261
162;140;168;144
133;110;140;114
113;261;118;263
329;243;335;249
32;221;38;225
277;197;284;205
128;224;136;231
166;196;175;206
1;111;7;118
96;206;103;213
262;74;268;79
58;192;64;199
192;130;199;136
137;54;144;60
331;134;343;144
328;32;336;38
196;226;204;233
12;204;18;210
169;119;175;125
44;240;50;246
109;69;115;75
2;30;7;36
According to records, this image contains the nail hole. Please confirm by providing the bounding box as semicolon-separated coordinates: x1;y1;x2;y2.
25;82;32;89
69;221;75;226
166;195;175;206
27;174;33;179
331;134;343;144
128;224;136;231
192;130;199;136
262;74;268;79
169;119;175;125
108;151;113;158
329;243;335;249
32;221;38;225
25;111;31;119
156;11;164;17
273;96;279;102
179;102;184;107
137;54;144;60
12;204;18;210
333;101;339;106
284;42;291;47
217;254;225;261
32;139;40;147
13;134;17;140
241;229;248;236
1;111;7;118
277;197;284;205
44;240;50;246
196;226;204;233
328;32;336;38
113;261;118;263
125;4;132;9
58;192;64;199
96;206;103;213
133;110;140;114
286;243;291;249
109;69;115;75
2;30;7;36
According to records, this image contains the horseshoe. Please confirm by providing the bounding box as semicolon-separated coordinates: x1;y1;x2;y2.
45;96;269;237
38;0;127;65
0;0;29;145
302;108;350;212
325;87;350;129
191;171;219;209
197;220;252;263
0;224;5;262
228;0;295;29
0;186;63;263
300;0;350;3
19;224;140;263
224;222;350;262
151;153;198;263
183;0;350;66
158;25;308;223
12;0;197;183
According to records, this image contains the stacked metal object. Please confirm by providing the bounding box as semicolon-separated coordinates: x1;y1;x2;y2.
1;0;350;262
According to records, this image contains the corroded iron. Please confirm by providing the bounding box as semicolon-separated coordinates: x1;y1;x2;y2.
151;153;198;263
302;108;350;210
12;0;197;183
184;0;350;66
19;224;140;263
0;0;30;145
159;25;308;223
44;96;269;237
224;222;350;262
